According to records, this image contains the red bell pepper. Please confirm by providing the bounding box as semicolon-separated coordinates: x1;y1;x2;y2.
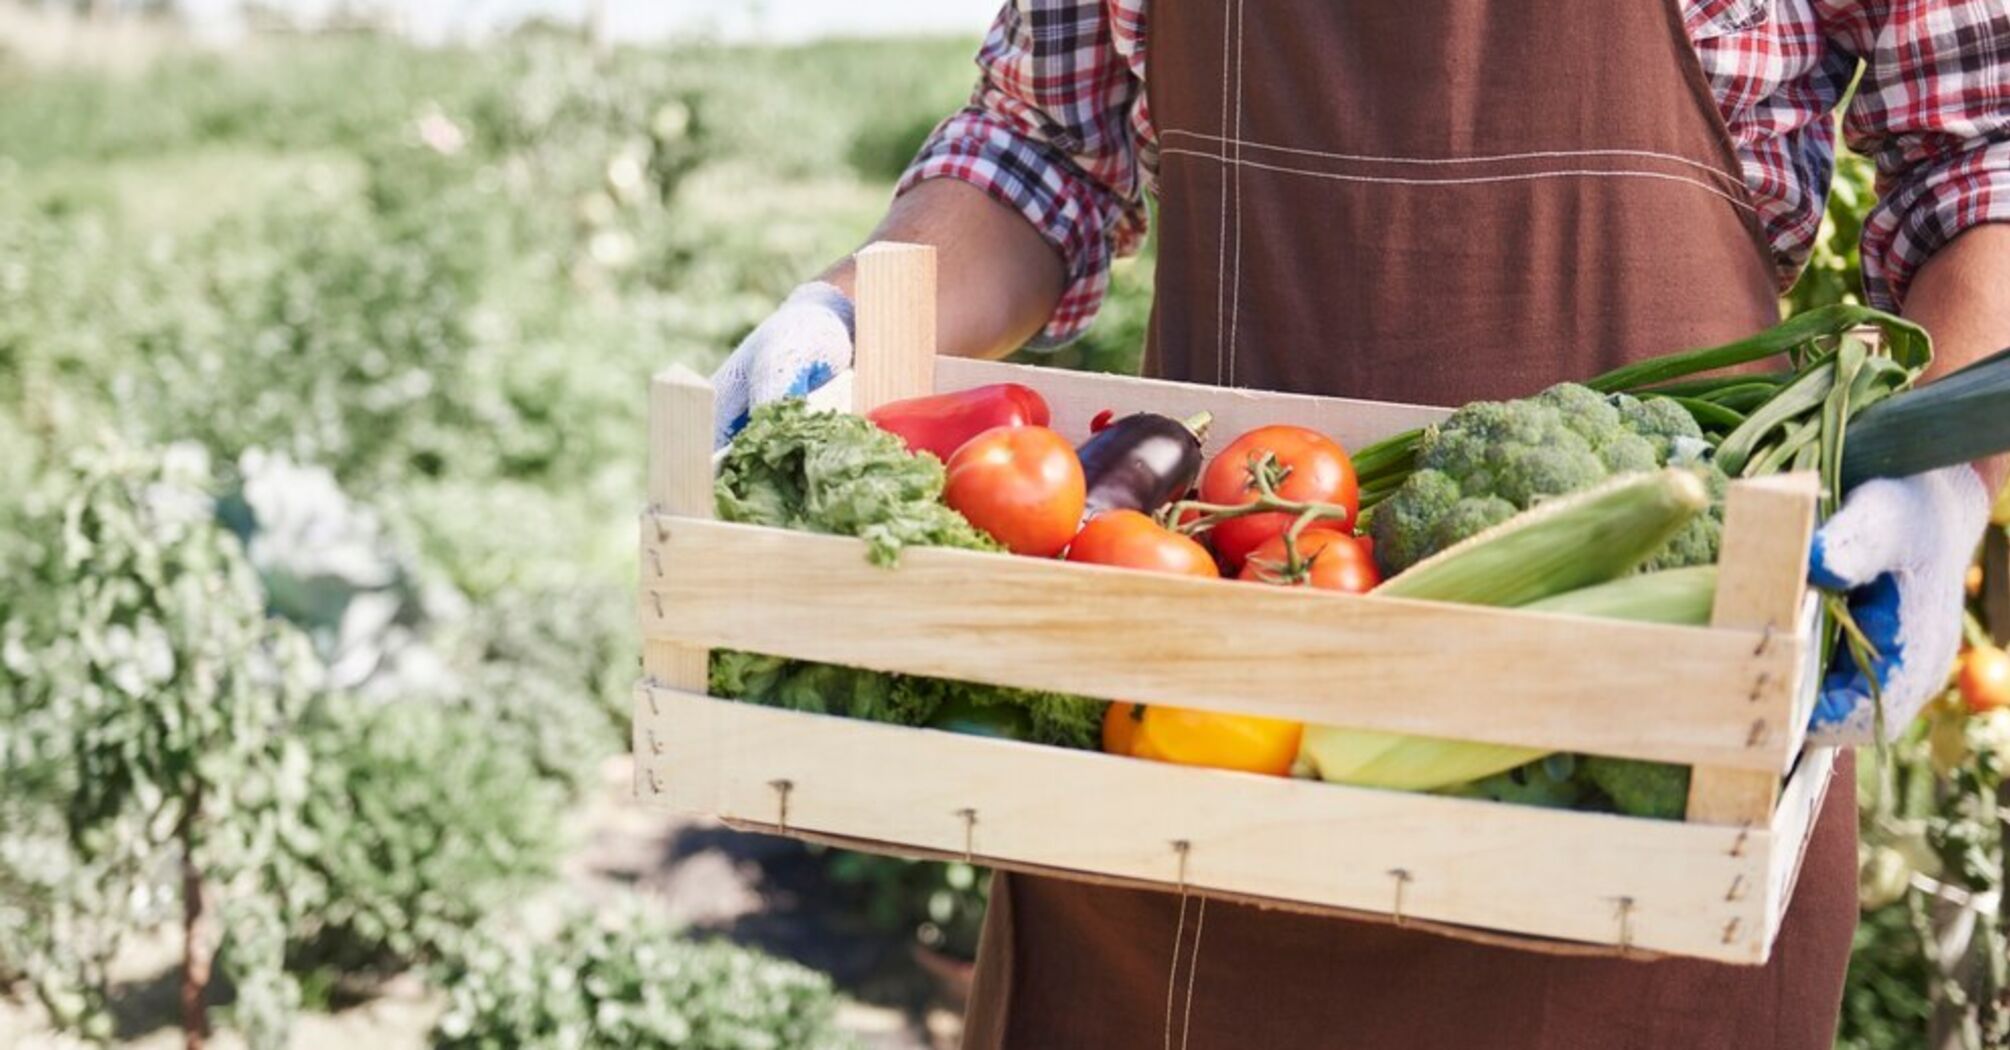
865;383;1051;462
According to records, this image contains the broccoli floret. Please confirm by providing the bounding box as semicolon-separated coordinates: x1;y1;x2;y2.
1369;468;1462;571
1430;496;1519;553
1371;382;1727;575
1493;445;1605;505
1579;756;1691;819
1618;396;1706;460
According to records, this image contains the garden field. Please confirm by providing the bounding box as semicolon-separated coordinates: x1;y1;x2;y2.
0;18;1997;1050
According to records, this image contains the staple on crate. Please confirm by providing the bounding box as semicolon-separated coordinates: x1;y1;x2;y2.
955;808;978;864
1388;869;1414;926
647;728;663;756
769;779;794;833
1721;917;1743;945
1612;897;1637;952
1724;873;1748;902
1746;718;1769;747
1747;671;1772;703
1729;827;1751;858
1171;840;1192;894
1752;621;1777;657
651;592;664;619
649;548;664;579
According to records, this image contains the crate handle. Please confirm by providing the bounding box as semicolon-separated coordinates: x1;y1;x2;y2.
852;242;937;415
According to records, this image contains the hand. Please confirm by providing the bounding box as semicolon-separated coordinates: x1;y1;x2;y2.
710;282;855;446
1807;465;1989;744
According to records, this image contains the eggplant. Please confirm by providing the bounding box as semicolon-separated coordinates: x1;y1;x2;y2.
1078;411;1211;516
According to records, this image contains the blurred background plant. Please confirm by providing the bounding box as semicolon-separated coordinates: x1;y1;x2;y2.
0;2;1992;1048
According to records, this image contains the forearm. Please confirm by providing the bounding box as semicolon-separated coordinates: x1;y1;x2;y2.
818;179;1067;361
1901;223;2010;493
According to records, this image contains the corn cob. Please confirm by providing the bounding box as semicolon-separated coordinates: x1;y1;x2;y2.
1295;473;1710;791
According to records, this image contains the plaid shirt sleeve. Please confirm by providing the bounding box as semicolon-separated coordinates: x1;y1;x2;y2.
1825;0;2010;310
898;1;1149;348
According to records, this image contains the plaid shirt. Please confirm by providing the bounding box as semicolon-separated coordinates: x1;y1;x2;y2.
900;0;2010;346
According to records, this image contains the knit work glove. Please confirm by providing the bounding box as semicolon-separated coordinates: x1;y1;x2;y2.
710;282;855;447
1807;465;1989;744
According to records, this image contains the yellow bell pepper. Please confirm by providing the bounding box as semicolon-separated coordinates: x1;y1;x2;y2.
1103;702;1302;777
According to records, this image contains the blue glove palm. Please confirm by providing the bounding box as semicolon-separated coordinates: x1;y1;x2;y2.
1807;466;1988;744
710;282;856;447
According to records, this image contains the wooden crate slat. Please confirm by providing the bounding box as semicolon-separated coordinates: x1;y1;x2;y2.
1685;473;1819;824
854;244;937;414
642;516;1801;771
635;685;1776;964
1762;746;1839;955
935;356;1451;456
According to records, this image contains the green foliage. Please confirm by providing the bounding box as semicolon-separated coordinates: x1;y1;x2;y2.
432;905;856;1050
0;440;319;1046
281;694;564;977
1785;153;1875;316
716;399;998;565
818;854;989;961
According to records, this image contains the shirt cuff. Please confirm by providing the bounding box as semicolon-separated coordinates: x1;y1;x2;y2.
897;109;1132;349
1860;141;2010;311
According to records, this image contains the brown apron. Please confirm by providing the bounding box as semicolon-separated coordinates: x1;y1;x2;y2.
961;0;1859;1047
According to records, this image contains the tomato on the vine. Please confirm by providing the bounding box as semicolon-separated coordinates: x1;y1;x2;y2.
1067;511;1219;578
944;426;1086;557
1197;425;1357;571
1239;530;1379;593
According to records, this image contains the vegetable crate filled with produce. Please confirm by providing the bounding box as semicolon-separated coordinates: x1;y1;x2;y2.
635;243;2010;965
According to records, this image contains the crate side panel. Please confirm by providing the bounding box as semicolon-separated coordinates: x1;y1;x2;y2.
1763;746;1839;952
638;687;1774;964
643;517;1800;770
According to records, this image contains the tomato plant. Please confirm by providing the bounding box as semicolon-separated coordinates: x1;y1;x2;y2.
944;426;1086;557
1195;425;1357;570
1067;510;1218;577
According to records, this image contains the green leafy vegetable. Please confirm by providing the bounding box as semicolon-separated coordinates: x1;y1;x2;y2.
708;400;1103;749
716;399;996;566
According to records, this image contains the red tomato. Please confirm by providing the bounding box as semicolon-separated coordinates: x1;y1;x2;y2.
1238;531;1380;593
1197;426;1358;570
944;426;1086;557
1067;511;1219;578
1959;646;2010;715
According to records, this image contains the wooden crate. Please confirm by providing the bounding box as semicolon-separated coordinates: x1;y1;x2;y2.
634;242;1838;966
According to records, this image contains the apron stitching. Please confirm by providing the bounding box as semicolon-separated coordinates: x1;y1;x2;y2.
1213;0;1231;384
1161;127;1746;186
1226;0;1248;386
1161;147;1760;214
1178;897;1208;1050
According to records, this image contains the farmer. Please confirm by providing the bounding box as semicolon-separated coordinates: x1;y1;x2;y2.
712;0;2010;1045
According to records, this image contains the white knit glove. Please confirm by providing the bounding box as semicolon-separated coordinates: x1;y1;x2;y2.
1807;465;1990;744
710;282;855;447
